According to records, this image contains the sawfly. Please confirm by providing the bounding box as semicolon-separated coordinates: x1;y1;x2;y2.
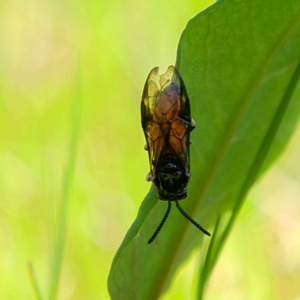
141;65;211;244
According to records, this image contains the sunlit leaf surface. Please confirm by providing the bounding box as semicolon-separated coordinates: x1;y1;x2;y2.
108;0;300;299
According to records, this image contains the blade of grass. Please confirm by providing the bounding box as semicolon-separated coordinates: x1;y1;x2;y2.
48;62;82;300
197;214;221;300
28;261;44;300
202;58;300;288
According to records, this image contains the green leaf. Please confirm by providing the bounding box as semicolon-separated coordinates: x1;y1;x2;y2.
27;262;44;300
48;62;82;300
108;1;300;299
197;57;300;299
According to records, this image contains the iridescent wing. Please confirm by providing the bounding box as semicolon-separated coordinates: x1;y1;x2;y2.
141;65;194;181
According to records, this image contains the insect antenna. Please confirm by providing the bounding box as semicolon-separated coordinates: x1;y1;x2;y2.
175;201;211;236
148;201;171;244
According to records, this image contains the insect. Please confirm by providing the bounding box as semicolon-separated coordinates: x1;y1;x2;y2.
141;65;211;244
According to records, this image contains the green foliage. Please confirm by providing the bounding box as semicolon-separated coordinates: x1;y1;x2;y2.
48;65;82;300
108;0;300;299
0;1;214;298
27;64;82;300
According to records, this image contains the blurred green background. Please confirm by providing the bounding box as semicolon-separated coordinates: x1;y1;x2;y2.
1;0;300;299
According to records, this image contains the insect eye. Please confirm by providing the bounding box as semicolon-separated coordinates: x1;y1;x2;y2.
162;163;177;172
160;163;182;181
160;172;181;181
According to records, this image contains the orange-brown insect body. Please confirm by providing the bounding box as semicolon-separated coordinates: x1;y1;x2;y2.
141;66;210;243
141;66;194;201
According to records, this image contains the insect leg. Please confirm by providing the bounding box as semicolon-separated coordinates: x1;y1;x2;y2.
148;201;171;244
145;172;152;182
191;118;196;131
